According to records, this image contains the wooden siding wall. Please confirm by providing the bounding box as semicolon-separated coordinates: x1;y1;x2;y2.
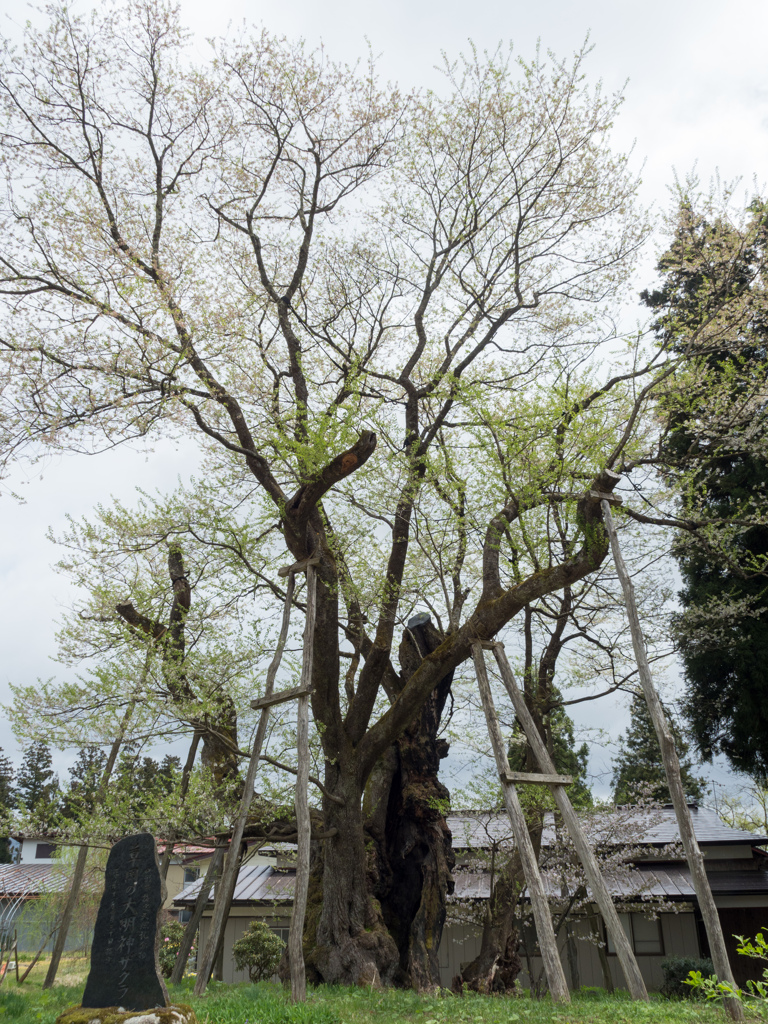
202;908;706;992
717;908;768;988
438;913;701;991
198;912;289;985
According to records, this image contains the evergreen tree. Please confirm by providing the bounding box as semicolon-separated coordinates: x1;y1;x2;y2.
61;745;107;823
112;748;181;819
611;694;708;805
15;741;60;825
643;196;768;777
0;748;15;863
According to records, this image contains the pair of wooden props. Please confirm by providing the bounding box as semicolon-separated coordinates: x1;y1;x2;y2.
468;501;742;1020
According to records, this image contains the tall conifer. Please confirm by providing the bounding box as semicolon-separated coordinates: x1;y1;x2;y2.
643;197;768;776
611;694;708;805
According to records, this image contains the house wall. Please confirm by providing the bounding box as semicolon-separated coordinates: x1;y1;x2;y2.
18;840;55;865
198;890;768;992
712;898;768;989
198;907;290;984
438;911;701;992
164;857;216;913
204;908;704;991
704;845;755;860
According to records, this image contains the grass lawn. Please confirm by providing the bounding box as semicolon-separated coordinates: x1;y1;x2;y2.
0;957;757;1023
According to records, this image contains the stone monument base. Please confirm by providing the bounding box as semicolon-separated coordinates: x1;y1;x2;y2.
55;1003;197;1024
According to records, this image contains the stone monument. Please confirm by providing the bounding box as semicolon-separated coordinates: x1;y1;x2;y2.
82;833;168;1011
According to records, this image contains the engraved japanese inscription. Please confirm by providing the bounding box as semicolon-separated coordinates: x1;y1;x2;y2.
82;833;169;1011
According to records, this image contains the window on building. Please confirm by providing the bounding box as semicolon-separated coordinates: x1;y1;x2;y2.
35;843;56;859
183;867;200;886
606;913;664;956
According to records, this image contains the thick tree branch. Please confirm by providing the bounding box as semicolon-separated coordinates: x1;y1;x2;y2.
286;431;377;522
357;471;621;782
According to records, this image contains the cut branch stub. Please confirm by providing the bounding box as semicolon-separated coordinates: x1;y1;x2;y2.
286;431;377;521
115;602;165;640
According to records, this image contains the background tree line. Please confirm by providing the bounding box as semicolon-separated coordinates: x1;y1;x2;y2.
0;741;182;862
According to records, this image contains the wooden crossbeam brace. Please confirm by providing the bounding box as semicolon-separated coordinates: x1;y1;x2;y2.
250;684;312;711
588;489;623;505
500;768;573;786
278;555;321;578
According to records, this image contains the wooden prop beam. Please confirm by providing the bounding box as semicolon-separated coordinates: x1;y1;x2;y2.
490;640;649;1002
170;844;225;985
19;920;59;983
290;563;316;1003
195;571;298;996
471;644;571;1005
602;501;743;1020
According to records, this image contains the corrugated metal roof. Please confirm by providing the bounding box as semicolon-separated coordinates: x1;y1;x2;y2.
174;857;768;908
174;864;294;906
0;863;102;898
450;864;768;902
175;861;768;908
447;806;768;851
630;805;768;847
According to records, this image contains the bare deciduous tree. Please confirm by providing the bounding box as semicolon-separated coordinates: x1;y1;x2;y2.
0;1;661;986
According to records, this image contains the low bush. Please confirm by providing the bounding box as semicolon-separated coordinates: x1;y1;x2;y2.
158;921;191;978
661;955;714;998
231;921;285;982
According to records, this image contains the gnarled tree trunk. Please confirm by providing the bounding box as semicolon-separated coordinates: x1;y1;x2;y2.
306;768;400;987
453;833;533;994
304;616;457;991
366;616;455;991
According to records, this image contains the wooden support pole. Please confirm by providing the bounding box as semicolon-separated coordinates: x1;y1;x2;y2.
490;642;649;1002
0;949;10;984
19;920;59;983
471;644;571;1005
41;844;88;989
43;682;140;990
194;573;297;996
602;501;743;1020
290;563;316;1003
170;843;226;985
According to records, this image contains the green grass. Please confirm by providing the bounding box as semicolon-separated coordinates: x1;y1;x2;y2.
0;960;754;1024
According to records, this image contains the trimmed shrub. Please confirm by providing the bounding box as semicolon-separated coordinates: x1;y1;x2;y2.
232;921;285;983
661;955;714;998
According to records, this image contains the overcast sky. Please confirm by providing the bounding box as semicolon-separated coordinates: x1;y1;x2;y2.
1;0;767;800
